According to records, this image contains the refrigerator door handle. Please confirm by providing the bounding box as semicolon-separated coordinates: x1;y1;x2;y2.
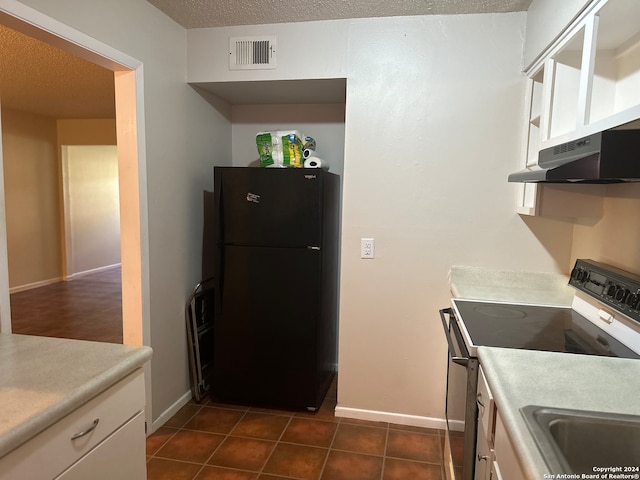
307;246;321;250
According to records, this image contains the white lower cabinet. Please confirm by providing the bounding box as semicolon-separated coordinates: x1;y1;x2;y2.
476;366;525;480
493;412;526;480
474;421;493;480
474;367;495;480
0;369;146;480
56;411;146;480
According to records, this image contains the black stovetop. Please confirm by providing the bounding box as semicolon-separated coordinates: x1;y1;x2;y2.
452;299;639;359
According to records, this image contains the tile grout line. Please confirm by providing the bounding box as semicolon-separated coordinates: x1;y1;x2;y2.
318;411;341;480
159;402;210;480
255;411;295;477
380;423;390;480
146;401;205;461
195;407;252;479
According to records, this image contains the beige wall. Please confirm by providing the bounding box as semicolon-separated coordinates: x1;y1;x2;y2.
1;112;119;291
571;185;640;272
57;118;116;145
1;108;62;289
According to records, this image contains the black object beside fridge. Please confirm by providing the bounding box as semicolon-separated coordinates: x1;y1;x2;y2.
209;166;339;411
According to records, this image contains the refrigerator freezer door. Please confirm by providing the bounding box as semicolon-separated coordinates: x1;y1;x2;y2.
212;245;326;409
215;167;322;247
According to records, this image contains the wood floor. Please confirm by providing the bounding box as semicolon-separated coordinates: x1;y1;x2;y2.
9;267;123;343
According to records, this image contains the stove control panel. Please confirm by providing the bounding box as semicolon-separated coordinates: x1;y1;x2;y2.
570;259;640;324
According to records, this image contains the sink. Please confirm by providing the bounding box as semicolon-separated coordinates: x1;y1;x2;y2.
521;405;640;474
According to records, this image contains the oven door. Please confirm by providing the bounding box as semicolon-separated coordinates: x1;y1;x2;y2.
440;307;478;480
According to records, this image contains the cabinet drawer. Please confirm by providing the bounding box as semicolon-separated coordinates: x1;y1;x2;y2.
56;411;146;480
477;367;495;442
0;369;144;480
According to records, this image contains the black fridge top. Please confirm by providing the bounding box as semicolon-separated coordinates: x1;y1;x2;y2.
452;299;639;359
214;167;337;248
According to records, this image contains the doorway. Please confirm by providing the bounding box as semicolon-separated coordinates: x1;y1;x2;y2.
0;6;147;348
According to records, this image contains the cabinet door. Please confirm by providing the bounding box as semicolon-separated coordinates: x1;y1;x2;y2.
477;367;495;441
56;412;146;480
589;0;640;125
493;413;525;480
474;421;492;480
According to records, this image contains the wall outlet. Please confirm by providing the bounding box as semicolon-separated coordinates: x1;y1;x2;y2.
361;238;375;259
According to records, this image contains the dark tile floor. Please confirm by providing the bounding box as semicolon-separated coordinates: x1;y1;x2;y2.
9;267;123;343
146;380;449;480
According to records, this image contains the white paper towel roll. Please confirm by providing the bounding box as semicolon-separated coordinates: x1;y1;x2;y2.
304;157;329;170
303;148;317;160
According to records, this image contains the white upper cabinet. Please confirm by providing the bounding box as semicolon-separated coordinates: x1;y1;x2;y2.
515;0;640;217
547;28;586;140
589;0;640;126
529;0;640;148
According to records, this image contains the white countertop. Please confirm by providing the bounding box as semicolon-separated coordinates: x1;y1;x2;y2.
0;334;152;458
449;265;574;306
478;347;640;479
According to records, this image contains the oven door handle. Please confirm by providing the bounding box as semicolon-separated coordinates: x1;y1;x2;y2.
440;307;469;367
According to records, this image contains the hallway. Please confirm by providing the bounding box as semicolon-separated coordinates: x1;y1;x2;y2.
9;267;123;343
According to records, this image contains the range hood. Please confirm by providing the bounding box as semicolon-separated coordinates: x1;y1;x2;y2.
508;128;640;183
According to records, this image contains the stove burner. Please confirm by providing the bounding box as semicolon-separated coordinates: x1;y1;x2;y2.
473;305;527;319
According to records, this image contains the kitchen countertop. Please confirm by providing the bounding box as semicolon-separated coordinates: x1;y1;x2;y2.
449;265;574;306
0;333;152;458
478;346;640;479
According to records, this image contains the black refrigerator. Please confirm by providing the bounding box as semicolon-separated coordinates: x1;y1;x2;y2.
209;166;339;411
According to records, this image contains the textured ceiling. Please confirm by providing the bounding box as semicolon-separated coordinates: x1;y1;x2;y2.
0;0;532;120
0;24;115;119
147;0;533;28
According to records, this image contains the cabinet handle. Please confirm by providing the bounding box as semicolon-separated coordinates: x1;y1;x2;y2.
71;418;100;440
477;392;485;408
477;454;489;462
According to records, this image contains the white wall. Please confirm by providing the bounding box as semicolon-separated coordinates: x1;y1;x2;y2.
62;145;120;276
188;14;574;425
339;14;573;423
6;0;232;423
231;104;345;177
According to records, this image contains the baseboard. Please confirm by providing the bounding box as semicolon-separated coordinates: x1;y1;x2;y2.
334;405;447;430
9;263;123;294
9;277;63;294
66;263;121;280
149;389;193;434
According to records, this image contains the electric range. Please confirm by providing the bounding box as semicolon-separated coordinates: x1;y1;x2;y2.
441;259;640;480
451;299;640;359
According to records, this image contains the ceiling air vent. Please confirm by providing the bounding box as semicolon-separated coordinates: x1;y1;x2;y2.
229;36;276;70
